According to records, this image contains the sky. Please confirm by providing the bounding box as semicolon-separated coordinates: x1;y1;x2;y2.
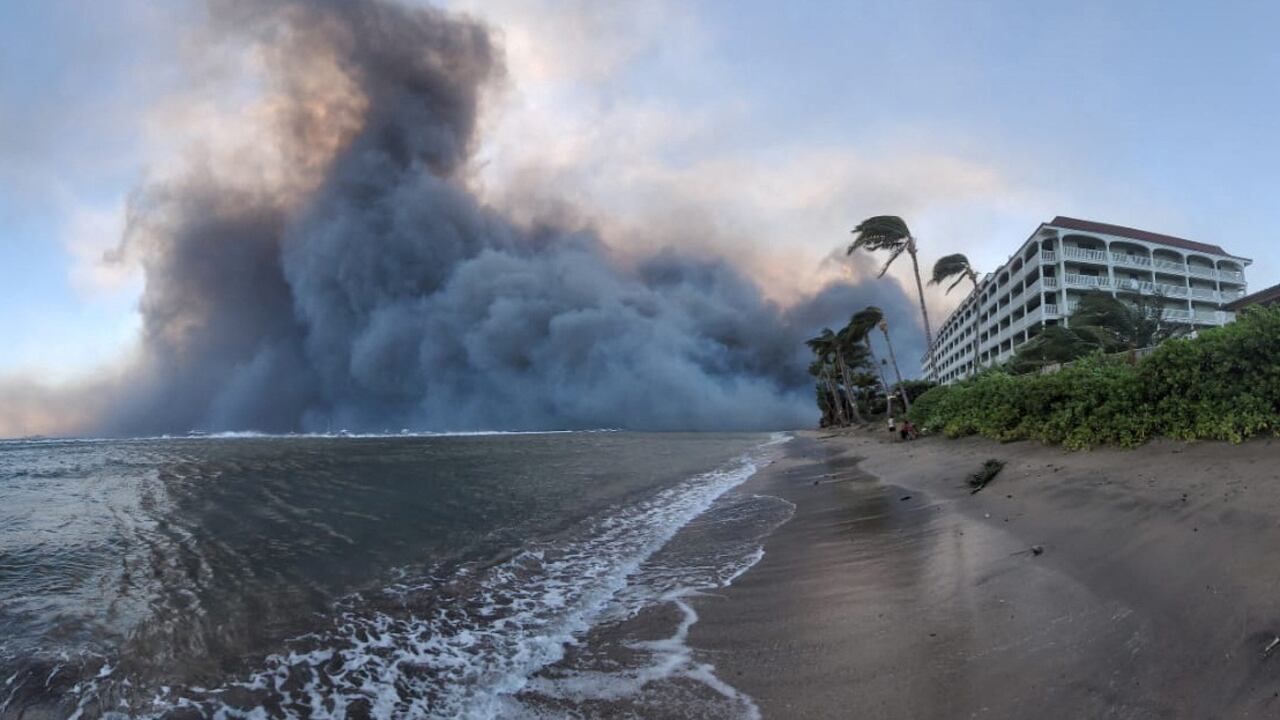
2;0;1278;393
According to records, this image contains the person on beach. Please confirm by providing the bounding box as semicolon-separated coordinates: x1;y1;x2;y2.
900;420;919;441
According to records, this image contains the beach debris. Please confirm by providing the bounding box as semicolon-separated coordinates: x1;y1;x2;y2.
1265;636;1280;659
968;459;1006;494
900;495;912;502
1010;545;1045;557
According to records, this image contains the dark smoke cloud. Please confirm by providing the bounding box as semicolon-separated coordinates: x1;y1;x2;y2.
4;0;925;436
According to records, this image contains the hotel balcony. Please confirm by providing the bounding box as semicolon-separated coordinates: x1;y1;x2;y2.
1052;246;1246;282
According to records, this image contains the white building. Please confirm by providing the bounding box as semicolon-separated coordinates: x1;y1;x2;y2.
923;216;1251;383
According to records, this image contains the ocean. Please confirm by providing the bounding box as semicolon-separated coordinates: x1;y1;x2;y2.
0;431;793;719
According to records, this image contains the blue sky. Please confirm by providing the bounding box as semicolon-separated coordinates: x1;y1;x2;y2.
3;0;1280;379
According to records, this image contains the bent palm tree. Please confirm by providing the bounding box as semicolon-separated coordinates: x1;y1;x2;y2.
877;317;911;412
849;304;911;409
805;330;848;425
849;303;890;404
930;253;979;293
834;325;871;423
808;361;840;426
849;216;934;367
814;326;869;424
931;253;983;376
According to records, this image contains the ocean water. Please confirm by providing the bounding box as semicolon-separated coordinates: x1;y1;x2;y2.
0;431;792;719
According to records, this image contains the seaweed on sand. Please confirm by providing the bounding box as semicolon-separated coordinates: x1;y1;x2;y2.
969;459;1005;494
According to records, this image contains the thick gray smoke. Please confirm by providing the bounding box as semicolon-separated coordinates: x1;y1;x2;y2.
7;0;925;436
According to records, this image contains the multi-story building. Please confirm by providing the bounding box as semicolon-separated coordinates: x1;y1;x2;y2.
922;216;1251;383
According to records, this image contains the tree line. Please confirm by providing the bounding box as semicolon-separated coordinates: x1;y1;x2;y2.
805;214;966;425
805;306;927;426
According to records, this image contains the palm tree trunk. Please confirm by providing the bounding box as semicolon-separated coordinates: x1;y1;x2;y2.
835;349;865;424
864;338;892;415
907;239;934;377
822;368;847;425
881;326;911;411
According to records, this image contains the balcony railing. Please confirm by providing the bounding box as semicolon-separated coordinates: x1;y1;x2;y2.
1112;278;1189;297
1111;253;1152;268
1062;247;1109;263
1044;304;1060;317
1064;273;1112;289
1046;248;1244;284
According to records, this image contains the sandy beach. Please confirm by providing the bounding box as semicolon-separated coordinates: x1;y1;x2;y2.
690;430;1280;719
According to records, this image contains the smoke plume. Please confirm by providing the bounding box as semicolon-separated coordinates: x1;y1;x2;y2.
3;0;925;436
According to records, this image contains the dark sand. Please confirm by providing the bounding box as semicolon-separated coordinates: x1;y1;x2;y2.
690;431;1280;719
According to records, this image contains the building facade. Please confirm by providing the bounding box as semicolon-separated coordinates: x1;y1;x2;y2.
922;217;1251;383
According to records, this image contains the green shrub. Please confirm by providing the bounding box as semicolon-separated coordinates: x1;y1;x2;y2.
920;306;1280;449
906;384;951;429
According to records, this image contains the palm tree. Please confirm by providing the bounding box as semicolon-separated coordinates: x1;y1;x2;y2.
1008;291;1190;374
806;331;848;425
834;326;871;423
808;361;840;426
844;303;896;399
849;307;911;409
877;317;911;412
847;371;881;413
1069;291;1189;352
930;253;980;294
931;253;983;376
848;216;934;365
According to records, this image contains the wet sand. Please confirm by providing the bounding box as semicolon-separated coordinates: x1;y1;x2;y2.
690;431;1280;719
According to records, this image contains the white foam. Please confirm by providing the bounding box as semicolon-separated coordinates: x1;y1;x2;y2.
518;490;793;719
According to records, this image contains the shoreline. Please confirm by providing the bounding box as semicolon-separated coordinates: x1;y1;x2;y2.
689;429;1280;718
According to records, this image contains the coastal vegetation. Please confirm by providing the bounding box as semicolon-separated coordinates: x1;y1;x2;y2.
807;306;932;426
1007;291;1189;374
907;305;1280;449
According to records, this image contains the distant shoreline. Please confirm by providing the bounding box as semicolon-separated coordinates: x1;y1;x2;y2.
689;429;1280;718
